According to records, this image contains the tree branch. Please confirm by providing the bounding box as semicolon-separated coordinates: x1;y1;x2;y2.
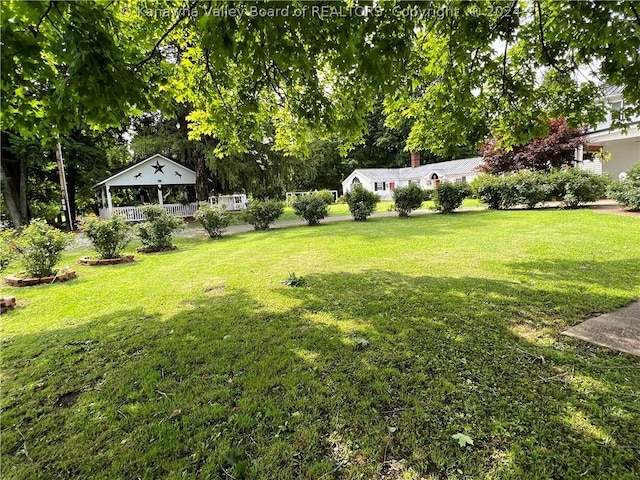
629;2;640;28
32;1;54;38
535;0;569;74
133;1;199;73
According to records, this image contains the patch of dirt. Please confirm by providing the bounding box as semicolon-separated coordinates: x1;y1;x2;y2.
204;285;226;295
55;391;80;408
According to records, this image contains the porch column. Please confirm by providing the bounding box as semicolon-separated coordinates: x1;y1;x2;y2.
157;184;164;206
106;186;113;212
100;188;106;208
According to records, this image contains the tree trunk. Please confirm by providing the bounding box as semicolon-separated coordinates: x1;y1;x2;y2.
19;158;27;220
195;153;209;201
0;161;25;228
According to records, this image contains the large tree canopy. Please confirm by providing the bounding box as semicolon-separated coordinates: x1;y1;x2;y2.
3;0;638;154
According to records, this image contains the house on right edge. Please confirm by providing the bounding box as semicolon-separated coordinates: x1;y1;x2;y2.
580;86;640;179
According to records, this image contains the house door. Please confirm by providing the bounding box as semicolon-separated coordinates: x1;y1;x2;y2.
389;182;395;190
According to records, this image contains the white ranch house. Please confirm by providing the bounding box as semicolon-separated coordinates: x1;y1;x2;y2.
94;154;246;221
341;156;483;201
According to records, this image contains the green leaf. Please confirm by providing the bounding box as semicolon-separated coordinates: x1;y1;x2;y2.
452;433;474;448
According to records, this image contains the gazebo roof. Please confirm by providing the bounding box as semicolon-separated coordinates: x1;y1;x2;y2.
94;154;196;189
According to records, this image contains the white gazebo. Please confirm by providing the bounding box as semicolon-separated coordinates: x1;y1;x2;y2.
94;154;200;221
95;154;248;221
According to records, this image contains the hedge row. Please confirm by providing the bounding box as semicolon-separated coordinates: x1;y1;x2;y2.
470;168;609;210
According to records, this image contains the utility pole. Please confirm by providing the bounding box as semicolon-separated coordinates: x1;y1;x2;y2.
55;142;73;231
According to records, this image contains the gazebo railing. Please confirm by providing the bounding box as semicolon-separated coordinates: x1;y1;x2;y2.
107;203;199;222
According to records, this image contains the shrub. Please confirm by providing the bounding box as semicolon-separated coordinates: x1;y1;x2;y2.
293;194;329;226
608;164;640;210
80;213;132;259
470;174;512;209
0;229;16;273
194;203;230;238
138;205;185;249
433;182;471;213
393;184;425;217
315;189;335;205
242;199;284;230
345;184;380;221
509;170;550;209
12;219;72;277
548;168;609;208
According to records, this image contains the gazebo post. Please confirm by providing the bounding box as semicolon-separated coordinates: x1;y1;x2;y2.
106;186;113;213
157;184;164;206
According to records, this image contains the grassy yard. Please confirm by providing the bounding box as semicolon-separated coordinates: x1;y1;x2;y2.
1;209;639;479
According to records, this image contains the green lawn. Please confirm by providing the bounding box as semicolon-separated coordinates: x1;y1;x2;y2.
1;210;639;479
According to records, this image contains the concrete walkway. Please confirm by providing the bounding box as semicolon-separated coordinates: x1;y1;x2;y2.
562;302;640;357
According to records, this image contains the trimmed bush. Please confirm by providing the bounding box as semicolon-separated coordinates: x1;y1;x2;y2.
293;194;329;226
471;174;512;210
548;168;609;208
194;203;230;238
433;182;471;213
393;184;425;217
12;219;73;277
80;213;132;259
345;184;380;221
138;205;185;250
243;199;284;230
608;164;640;210
509;170;550;209
315;189;335;205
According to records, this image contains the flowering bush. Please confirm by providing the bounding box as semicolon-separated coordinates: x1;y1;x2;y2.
80;213;132;259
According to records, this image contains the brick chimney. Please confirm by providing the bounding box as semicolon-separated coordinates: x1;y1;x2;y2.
410;152;420;168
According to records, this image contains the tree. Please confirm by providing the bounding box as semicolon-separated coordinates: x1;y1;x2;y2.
479;118;587;174
2;1;639;168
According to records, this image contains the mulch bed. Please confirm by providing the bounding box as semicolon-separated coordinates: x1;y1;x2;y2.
5;270;77;287
136;245;178;253
78;255;135;266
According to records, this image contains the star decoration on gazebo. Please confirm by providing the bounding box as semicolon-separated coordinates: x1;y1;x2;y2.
151;160;165;174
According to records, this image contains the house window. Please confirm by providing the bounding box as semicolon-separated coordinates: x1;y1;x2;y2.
351;177;361;185
611;101;622;122
454;177;467;184
374;182;386;191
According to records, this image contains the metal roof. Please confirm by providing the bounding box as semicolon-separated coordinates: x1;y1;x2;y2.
349;157;483;183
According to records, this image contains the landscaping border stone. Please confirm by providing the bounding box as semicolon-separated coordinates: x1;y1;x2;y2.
5;270;77;287
78;255;135;266
1;296;16;313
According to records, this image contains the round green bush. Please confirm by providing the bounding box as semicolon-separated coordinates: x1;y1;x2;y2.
194;203;230;238
433;182;471;213
393;184;425;217
293;194;329;226
345;184;380;221
608;164;640;210
138;205;185;249
242;199;284;230
12;219;73;278
81;213;132;259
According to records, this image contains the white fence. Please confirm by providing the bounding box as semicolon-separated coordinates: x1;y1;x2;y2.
99;195;247;221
